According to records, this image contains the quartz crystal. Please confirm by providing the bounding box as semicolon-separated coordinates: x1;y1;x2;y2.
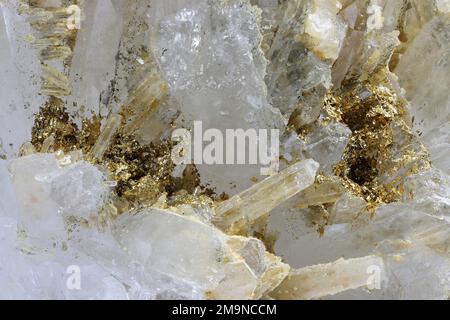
148;0;285;194
0;0;450;300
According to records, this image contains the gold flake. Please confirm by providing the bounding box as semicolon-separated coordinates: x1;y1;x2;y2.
329;81;431;210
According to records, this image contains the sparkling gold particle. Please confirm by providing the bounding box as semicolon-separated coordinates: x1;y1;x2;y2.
330;81;431;210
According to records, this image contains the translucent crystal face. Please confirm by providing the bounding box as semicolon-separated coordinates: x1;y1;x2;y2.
0;0;449;300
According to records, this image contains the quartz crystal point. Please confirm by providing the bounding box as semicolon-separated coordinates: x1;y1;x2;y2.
395;14;450;175
89;113;123;161
0;1;45;155
213;159;319;230
113;207;289;299
265;0;347;123
66;0;125;117
149;0;285;194
270;255;385;300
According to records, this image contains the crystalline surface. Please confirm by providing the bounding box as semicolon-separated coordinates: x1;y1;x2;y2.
1;155;128;299
303;122;351;174
1;0;450;301
270;255;386;300
267;168;450;298
395;14;450;175
112;207;289;299
66;0;124;117
150;0;282;130
149;0;285;194
0;2;45;156
213;159;319;230
10;154;110;246
265;0;346;124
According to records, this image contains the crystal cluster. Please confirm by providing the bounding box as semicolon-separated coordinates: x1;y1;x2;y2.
0;0;449;300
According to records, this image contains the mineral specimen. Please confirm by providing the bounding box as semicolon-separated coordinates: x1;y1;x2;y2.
0;0;449;300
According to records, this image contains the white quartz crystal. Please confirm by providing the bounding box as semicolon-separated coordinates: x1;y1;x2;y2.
0;1;45;156
66;0;124;117
0;156;128;299
111;208;289;299
11;154;110;220
270;255;386;300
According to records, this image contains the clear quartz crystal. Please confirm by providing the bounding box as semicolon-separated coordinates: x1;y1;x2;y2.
265;0;346;123
66;0;125;117
395;14;450;175
0;1;45;156
10;154;110;225
303;122;352;174
149;0;285;195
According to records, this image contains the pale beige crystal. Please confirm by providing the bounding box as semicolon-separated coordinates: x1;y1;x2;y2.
89;114;123;161
213;159;319;230
270;255;385;300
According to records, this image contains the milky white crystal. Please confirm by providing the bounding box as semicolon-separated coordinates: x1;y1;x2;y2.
113;207;289;299
66;0;124;117
9;154;110;250
0;1;45;156
301;0;347;61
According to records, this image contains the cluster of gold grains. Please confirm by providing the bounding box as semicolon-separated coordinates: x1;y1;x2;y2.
31;97;101;154
30;98;208;214
24;0;218;217
329;81;431;210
